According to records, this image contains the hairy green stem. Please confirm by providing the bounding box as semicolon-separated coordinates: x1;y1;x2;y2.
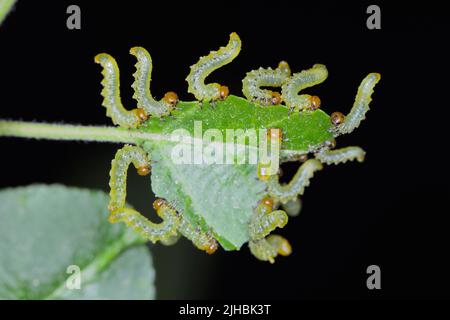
0;120;159;144
0;120;308;159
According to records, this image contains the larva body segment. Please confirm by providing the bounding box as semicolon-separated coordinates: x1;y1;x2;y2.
111;206;179;243
335;73;381;135
130;47;173;117
315;146;366;165
281;198;302;217
151;198;218;253
94;54;141;128
247;201;290;262
242;61;291;106
248;202;288;240
268;159;323;204
178;215;218;254
186;33;242;101
249;237;279;263
281;64;328;111
160;233;181;246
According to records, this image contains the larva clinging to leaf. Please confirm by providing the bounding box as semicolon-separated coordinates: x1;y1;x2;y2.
242;61;291;106
186;32;241;102
281;64;328;111
130;47;178;118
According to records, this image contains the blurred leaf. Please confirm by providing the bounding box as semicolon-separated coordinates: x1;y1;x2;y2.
0;184;155;300
0;0;16;25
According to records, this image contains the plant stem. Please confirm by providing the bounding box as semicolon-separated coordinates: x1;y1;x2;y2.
0;120;162;144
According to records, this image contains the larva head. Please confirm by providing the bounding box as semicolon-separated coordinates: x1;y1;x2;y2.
271;92;282;105
219;85;229;100
153;198;166;212
331;111;345;126
261;197;274;212
205;240;219;255
132;108;149;122
310;95;321;110
162;91;179;107
137;165;151;176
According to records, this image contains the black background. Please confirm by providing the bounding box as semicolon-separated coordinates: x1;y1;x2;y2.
0;1;449;300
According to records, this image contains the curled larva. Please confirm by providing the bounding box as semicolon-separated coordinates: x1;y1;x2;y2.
268;159;323;204
281;64;328;111
108;146;179;243
248;200;288;240
335;73;381;135
94;54;141;128
130;47;176;118
249;235;291;263
242;61;291;106
108;145;150;211
186;32;241;102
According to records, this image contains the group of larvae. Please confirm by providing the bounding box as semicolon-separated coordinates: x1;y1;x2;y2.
95;33;380;262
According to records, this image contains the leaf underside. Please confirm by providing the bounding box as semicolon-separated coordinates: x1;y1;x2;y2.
0;185;155;300
139;95;334;250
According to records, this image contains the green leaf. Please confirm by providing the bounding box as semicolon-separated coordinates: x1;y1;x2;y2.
147;140;266;250
139;95;334;250
0;184;155;300
141;95;334;155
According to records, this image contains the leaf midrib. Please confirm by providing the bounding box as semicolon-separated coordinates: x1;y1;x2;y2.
42;230;143;299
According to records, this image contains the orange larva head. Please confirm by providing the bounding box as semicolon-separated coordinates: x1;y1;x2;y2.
219;85;229;100
153;198;165;211
331;112;345;125
137;165;151;176
133;108;149;122
205;240;218;254
310;95;321;110
163;91;179;106
271;91;282;105
261;197;274;211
